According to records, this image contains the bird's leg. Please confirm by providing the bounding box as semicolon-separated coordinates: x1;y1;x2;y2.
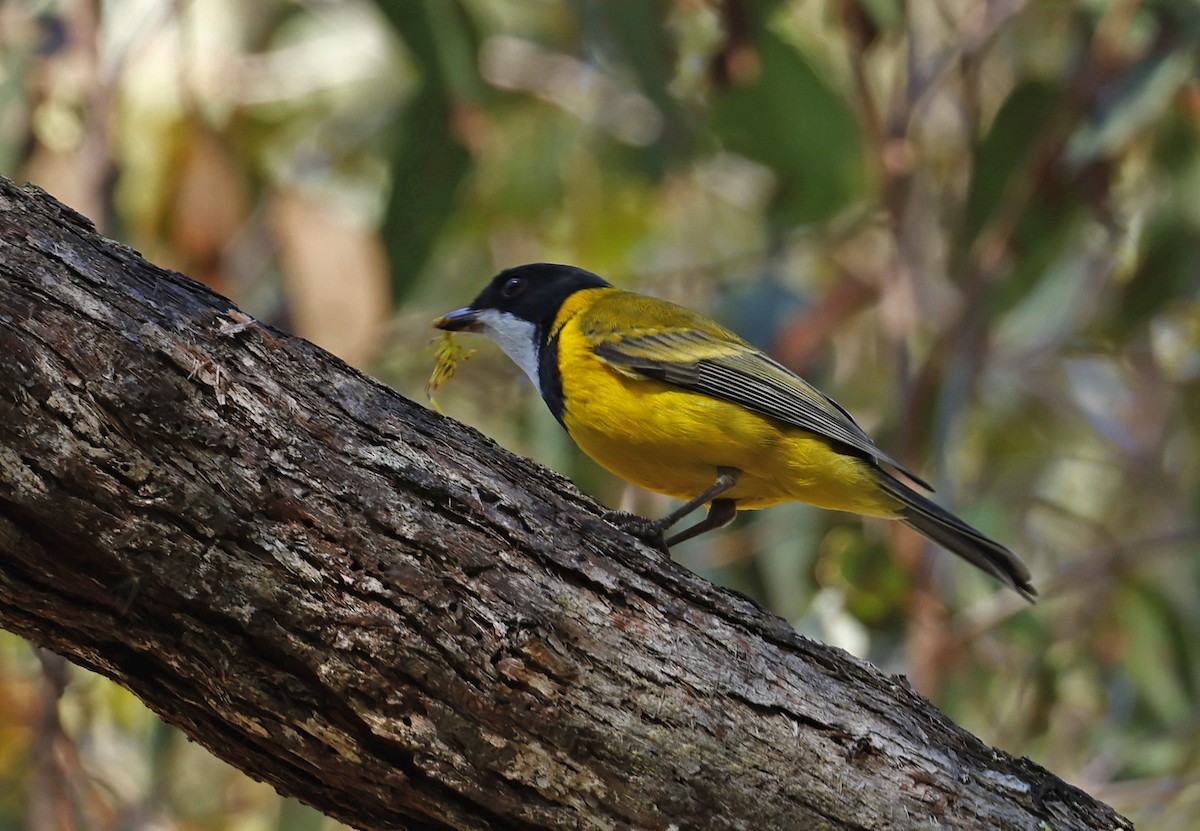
602;468;740;549
664;498;737;546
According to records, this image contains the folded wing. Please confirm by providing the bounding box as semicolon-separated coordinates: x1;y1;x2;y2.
584;309;930;490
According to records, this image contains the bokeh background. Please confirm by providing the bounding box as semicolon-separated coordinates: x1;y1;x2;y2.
2;0;1199;828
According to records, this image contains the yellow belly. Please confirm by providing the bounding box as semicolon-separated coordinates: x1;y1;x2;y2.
557;331;901;517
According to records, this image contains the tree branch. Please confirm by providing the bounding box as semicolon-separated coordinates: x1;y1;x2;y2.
0;177;1129;830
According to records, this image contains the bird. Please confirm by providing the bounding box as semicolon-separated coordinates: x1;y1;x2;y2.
434;263;1036;602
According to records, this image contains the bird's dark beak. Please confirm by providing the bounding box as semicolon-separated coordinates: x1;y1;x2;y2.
433;307;483;332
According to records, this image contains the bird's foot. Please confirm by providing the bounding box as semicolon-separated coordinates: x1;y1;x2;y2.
600;510;671;555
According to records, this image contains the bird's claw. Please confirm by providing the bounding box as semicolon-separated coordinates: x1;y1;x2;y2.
600;510;671;554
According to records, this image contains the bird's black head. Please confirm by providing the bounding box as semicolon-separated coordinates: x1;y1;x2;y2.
462;263;611;330
433;264;612;390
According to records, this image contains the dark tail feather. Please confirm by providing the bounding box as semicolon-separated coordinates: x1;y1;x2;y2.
877;472;1037;603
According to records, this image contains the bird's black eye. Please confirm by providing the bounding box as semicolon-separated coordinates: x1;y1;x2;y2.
500;276;526;299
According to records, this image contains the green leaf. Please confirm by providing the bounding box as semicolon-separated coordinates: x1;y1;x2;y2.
990;198;1083;315
962;81;1060;246
381;88;472;302
1120;579;1197;730
579;0;695;175
855;0;903;30
1109;107;1200;337
1065;46;1198;168
1114;218;1200;337
711;30;864;226
375;0;480;302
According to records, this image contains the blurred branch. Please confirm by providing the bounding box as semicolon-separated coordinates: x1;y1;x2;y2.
772;270;875;371
0;178;1132;830
27;649;70;831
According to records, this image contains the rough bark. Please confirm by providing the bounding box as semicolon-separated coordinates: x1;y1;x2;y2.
0;177;1130;831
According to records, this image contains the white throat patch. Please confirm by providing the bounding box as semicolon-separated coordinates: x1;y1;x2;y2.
475;309;542;392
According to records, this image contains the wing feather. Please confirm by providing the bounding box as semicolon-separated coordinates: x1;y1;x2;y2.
588;325;929;489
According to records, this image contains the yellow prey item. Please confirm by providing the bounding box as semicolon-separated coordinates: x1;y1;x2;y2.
425;331;476;412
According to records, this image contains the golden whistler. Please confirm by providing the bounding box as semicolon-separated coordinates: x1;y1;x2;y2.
435;264;1035;602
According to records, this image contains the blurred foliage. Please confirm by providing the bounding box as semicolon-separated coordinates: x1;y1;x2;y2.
2;0;1199;827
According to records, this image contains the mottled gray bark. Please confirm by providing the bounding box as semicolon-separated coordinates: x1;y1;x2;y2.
0;177;1129;831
